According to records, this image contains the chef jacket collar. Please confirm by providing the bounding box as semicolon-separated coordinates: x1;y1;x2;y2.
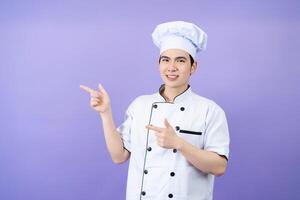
158;84;192;103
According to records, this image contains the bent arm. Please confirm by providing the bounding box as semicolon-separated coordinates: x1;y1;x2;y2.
177;138;227;176
146;119;228;176
100;109;130;164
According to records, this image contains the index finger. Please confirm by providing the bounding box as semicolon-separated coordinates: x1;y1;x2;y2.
146;124;163;133
79;85;96;94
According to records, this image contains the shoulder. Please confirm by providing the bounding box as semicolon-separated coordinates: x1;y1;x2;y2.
126;92;159;110
190;91;226;114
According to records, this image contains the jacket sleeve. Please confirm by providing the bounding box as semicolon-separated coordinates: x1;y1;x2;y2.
116;99;137;152
203;103;230;160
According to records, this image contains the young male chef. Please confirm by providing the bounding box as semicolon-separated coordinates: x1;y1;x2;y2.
80;21;230;200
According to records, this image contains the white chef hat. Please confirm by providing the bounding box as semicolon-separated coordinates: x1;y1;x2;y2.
151;21;207;59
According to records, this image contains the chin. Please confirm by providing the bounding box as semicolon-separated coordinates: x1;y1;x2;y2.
164;82;183;89
161;77;187;89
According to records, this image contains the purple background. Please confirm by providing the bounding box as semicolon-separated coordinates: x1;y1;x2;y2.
1;0;299;199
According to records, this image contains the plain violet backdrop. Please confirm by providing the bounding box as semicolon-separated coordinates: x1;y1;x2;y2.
0;0;299;199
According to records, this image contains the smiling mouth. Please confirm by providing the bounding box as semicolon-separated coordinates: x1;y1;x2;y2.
166;75;179;81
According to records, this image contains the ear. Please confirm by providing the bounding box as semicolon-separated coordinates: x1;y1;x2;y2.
190;61;197;75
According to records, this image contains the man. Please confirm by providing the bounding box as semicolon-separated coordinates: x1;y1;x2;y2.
80;21;230;200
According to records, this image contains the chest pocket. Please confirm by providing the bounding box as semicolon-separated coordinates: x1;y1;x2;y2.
176;125;205;149
179;129;202;135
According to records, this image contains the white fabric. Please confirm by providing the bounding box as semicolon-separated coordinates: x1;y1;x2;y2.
117;86;230;200
152;21;208;58
159;35;197;60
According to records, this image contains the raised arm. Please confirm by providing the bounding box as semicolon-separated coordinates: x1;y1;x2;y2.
80;84;130;164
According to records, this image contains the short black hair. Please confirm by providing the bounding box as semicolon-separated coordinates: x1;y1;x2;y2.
158;54;195;66
189;54;195;65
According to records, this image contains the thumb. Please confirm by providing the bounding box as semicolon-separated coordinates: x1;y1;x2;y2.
98;83;108;95
164;118;171;128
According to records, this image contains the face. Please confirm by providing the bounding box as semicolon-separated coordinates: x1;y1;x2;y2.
159;49;197;91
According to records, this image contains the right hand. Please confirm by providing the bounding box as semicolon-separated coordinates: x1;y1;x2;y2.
80;84;111;113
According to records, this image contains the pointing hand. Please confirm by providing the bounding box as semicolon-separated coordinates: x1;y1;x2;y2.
80;84;111;113
146;118;182;149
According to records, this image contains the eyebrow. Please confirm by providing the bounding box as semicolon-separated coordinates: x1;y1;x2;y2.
160;56;170;60
175;56;188;60
159;56;188;60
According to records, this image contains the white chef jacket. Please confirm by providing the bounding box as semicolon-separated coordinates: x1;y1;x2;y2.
117;85;230;200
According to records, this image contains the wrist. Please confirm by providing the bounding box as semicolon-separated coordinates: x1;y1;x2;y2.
175;136;185;150
99;108;112;120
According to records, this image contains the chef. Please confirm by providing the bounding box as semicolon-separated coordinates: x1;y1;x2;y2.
80;21;230;200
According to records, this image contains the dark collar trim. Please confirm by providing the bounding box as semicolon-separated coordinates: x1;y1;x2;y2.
159;84;190;102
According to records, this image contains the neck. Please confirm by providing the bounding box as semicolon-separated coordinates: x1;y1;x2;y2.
162;84;189;102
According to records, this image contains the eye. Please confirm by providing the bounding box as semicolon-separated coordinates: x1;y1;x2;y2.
177;59;186;63
161;58;169;62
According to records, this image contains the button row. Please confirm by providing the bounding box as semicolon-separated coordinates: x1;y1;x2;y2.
152;104;185;112
141;191;173;198
147;146;177;153
143;170;175;177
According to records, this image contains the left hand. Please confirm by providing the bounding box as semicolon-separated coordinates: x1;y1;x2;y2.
146;118;182;149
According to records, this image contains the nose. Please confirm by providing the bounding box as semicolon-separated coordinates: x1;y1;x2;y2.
167;61;177;72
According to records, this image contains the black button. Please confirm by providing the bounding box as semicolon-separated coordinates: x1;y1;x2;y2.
173;149;177;153
153;104;158;108
147;147;152;151
170;172;175;177
175;126;180;131
144;170;148;174
180;107;185;111
168;193;173;198
141;191;146;196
